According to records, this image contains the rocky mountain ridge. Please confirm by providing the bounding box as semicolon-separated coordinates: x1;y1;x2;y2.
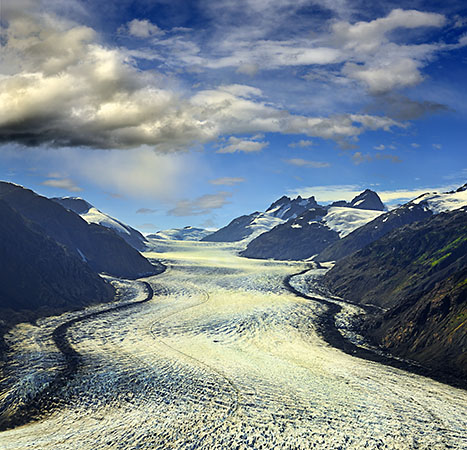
321;207;467;379
203;189;385;247
240;190;384;260
53;197;148;251
0;182;162;279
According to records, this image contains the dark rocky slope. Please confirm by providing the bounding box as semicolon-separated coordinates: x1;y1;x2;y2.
240;207;337;260
241;189;384;261
0;199;115;359
322;208;467;379
0;199;115;312
0;182;162;278
52;197;148;251
317;203;433;262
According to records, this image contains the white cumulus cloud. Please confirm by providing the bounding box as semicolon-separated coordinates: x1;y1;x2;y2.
168;191;232;216
210;177;245;185
125;19;164;38
285;158;330;168
0;4;406;151
41;177;82;192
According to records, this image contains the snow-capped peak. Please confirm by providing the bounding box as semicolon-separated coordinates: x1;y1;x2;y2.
265;195;318;220
349;189;385;211
411;184;467;214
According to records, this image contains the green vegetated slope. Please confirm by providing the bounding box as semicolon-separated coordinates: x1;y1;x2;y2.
323;208;467;379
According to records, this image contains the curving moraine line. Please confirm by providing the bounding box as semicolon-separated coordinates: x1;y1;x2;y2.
285;267;466;445
284;267;467;391
0;279;164;432
285;266;464;446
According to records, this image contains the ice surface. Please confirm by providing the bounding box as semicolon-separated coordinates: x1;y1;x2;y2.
243;213;285;243
81;207;131;235
412;189;467;214
1;241;466;449
322;207;383;237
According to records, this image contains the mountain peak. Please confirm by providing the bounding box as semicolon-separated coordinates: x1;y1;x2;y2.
52;196;92;214
52;196;147;250
350;190;384;211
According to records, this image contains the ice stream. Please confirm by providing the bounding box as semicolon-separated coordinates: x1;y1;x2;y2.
1;240;466;449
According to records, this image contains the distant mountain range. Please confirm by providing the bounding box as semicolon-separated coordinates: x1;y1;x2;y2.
202;194;360;244
203;185;467;262
148;226;214;241
231;189;385;259
202;195;319;243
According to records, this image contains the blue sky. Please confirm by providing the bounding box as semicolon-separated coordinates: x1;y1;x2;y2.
1;0;466;232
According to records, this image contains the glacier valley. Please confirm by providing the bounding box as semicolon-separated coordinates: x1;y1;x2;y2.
1;239;466;449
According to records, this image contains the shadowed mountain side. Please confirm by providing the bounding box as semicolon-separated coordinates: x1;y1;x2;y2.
322;208;467;379
202;213;262;242
241;210;339;260
0;199;115;314
0;182;162;279
202;195;318;243
52;197;148;251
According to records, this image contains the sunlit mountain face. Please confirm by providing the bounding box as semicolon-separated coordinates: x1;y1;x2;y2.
1;1;467;449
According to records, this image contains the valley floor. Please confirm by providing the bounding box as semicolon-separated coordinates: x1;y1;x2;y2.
0;240;466;449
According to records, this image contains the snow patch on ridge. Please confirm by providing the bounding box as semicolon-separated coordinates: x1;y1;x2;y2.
322;207;384;237
412;189;467;214
82;207;131;235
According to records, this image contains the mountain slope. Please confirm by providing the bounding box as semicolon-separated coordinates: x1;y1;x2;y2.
0;199;115;314
202;195;317;243
322;208;467;378
240;206;338;260
317;186;467;262
241;190;384;260
201;213;263;243
53;197;148;250
321;207;384;238
316;203;432;262
330;189;385;211
0;182;162;279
